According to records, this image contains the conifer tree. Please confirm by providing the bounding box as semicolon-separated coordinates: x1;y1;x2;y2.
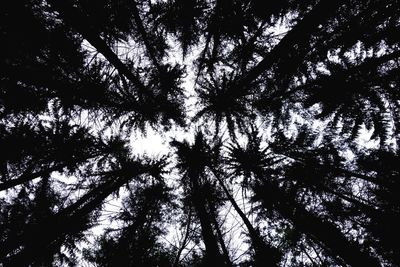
1;0;399;266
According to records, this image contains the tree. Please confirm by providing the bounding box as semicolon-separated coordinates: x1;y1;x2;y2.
84;181;175;267
1;0;400;266
171;133;228;266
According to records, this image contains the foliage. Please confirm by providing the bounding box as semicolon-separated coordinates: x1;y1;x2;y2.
1;0;399;266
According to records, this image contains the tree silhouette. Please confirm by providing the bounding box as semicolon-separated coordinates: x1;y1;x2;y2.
1;0;400;266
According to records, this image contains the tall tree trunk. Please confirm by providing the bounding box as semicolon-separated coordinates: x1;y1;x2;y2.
131;1;162;71
253;176;381;267
210;169;281;266
280;153;387;187
173;209;192;267
207;198;233;267
0;165;62;191
48;0;148;96
234;0;345;95
0;166;147;266
189;176;226;266
0;148;106;191
258;50;400;108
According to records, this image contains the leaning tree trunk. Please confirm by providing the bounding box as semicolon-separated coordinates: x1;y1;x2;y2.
281;153;388;187
0;165;62;191
0;149;104;191
48;0;148;96
234;0;345;96
259;50;400;111
210;168;281;266
172;209;192;267
131;0;162;71
189;175;226;266
252;176;381;267
0;166;147;267
207;197;233;267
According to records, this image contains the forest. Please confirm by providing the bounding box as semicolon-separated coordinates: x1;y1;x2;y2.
1;0;400;266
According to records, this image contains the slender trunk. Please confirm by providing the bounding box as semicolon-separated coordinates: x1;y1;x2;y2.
194;31;212;86
253;176;381;267
339;168;386;187
281;153;386;187
207;199;233;267
331;186;378;209
0;146;106;191
173;209;192;267
193;0;222;85
48;0;148;96
189;176;225;266
0;165;62;191
131;1;162;71
237;19;269;72
258;50;400;108
319;0;399;57
210;169;281;266
0;167;145;266
234;0;345;94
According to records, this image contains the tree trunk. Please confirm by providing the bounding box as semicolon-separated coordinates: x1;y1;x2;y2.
258;50;400;108
253;178;381;267
234;0;345;95
189;176;226;266
48;0;148;96
172;209;192;267
207;198;233;267
281;153;387;187
131;1;162;71
0;149;105;191
210;169;281;266
0;167;146;266
0;165;62;191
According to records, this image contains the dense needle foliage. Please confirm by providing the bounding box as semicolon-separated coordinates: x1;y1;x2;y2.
1;0;400;266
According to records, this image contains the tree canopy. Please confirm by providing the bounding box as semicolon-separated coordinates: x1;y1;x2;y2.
1;0;400;266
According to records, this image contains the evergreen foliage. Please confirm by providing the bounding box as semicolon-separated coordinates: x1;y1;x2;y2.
1;0;399;266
